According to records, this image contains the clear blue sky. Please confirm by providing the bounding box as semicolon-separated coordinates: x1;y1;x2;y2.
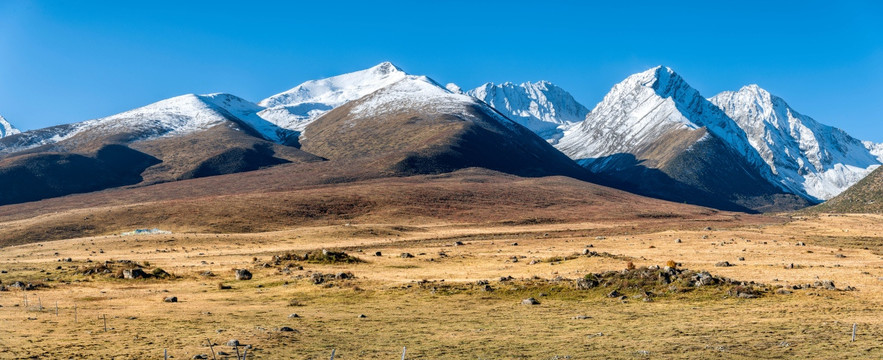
2;1;882;140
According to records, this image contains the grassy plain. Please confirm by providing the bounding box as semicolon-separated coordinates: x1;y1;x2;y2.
2;213;882;359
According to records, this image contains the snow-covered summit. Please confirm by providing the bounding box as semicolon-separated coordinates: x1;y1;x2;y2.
0;114;21;138
258;62;408;131
710;84;880;200
468;80;589;143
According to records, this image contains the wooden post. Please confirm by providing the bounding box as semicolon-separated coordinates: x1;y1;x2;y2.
234;345;241;359
55;301;58;316
38;297;42;311
242;348;248;360
164;349;168;360
207;338;216;360
330;349;335;360
103;314;107;331
852;323;857;342
402;346;407;360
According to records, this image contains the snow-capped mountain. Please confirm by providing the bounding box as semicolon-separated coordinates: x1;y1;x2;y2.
710;85;880;200
468;81;589;143
554;66;804;211
557;66;770;175
300;74;590;179
258;61;408;132
0;93;296;154
0;114;20;138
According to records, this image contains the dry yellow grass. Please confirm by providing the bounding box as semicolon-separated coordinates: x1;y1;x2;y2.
1;215;883;359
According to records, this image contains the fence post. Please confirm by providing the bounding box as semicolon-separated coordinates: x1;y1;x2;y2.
330;349;335;360
103;314;107;331
852;323;857;342
164;349;168;360
402;346;407;360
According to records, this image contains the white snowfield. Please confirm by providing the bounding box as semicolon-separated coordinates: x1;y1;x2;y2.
468;81;589;144
0;114;21;138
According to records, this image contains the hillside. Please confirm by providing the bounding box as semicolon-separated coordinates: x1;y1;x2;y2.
809;165;883;213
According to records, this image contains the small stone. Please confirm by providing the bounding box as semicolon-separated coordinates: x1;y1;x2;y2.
400;253;414;258
289;313;300;318
226;339;240;347
675;238;682;243
454;241;464;246
511;242;518;246
122;268;147;279
737;257;745;261
358;314;367;318
775;289;792;295
607;290;621;298
374;251;382;256
234;269;252;281
521;298;540;305
279;326;296;332
572;315;591;320
715;261;732;267
163;296;178;303
192;355;208;359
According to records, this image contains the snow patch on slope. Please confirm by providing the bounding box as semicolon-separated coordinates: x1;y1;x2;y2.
710;85;880;200
468;81;589;143
258;62;408;131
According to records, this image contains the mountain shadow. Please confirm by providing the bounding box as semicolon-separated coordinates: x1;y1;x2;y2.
0;144;160;205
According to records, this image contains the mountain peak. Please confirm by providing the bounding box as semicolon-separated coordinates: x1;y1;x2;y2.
0;114;21;138
371;61;404;75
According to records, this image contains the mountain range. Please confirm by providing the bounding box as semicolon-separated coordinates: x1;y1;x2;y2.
0;62;879;212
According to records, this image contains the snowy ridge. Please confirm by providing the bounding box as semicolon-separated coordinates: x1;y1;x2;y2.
0;93;294;154
468;81;589;143
556;66;771;179
348;75;518;130
710;85;881;200
0;114;21;138
258;62;408;131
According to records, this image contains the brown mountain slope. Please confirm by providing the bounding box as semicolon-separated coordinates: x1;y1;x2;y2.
0;162;763;247
300;76;592;180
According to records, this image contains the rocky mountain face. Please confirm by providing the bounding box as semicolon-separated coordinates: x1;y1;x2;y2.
710;85;880;201
552;66;805;211
467;81;589;143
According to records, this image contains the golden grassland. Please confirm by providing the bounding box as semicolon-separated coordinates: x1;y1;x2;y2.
1;214;883;359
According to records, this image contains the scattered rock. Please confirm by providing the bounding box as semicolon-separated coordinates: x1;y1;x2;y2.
521;297;540;305
737;257;745;261
122;268;147;279
201;271;215;277
607;290;621;298
675;238;682;243
835;254;846;258
575;277;599;290
192;355;208;359
454;241;464;246
511;242;519;246
358;314;367;318
288;313;300;318
163;296;178;303
715;261;732;267
226;339;240;347
775;289;792;295
400;253;415;258
572;315;591;320
278;326;296;332
796;242;806;246
234;269;252;281
374;251;382;256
